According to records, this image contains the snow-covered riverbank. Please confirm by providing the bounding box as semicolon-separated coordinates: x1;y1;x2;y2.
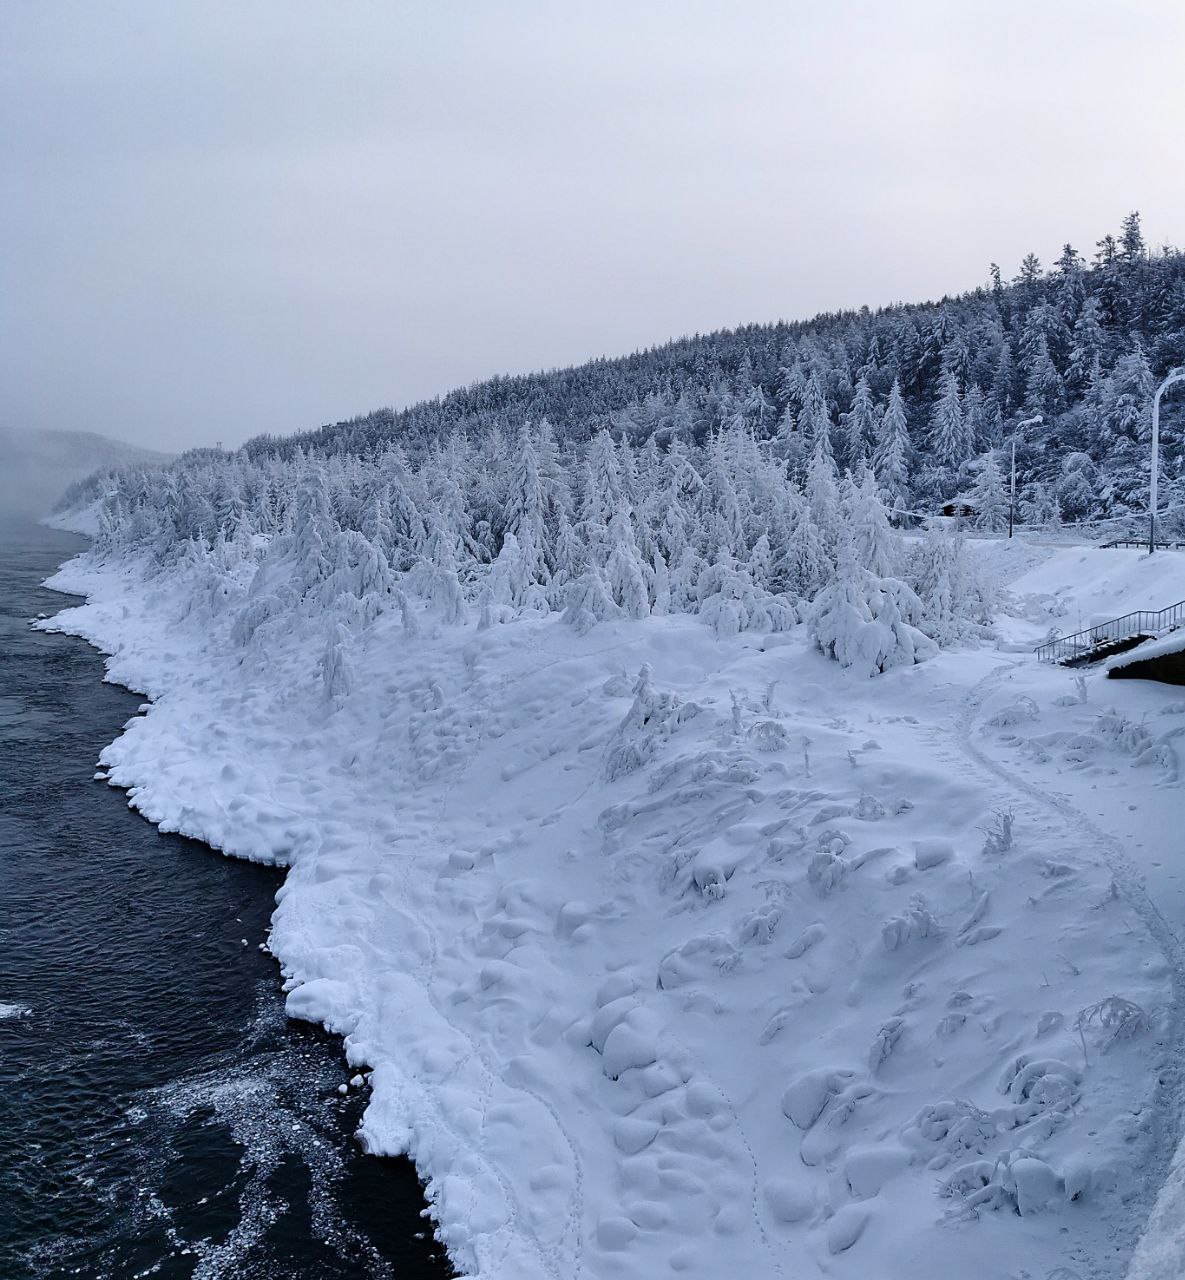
40;536;1185;1280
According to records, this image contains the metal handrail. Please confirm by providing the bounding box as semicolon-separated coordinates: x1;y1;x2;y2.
1035;599;1185;664
1101;539;1185;551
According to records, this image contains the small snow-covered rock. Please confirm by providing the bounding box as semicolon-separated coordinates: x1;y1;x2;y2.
601;1017;659;1079
613;1116;660;1154
596;1216;638;1251
786;922;826;959
844;1144;910;1199
914;838;953;870
827;1203;870;1253
763;1177;813;1223
781;1068;855;1129
1011;1156;1062;1215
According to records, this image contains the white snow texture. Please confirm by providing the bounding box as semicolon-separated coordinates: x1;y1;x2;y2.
38;530;1185;1280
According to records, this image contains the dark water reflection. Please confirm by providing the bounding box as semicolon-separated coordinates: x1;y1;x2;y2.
0;519;451;1279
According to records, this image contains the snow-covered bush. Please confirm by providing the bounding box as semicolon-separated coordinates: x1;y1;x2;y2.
562;570;622;635
907;528;998;645
809;549;937;677
320;621;354;703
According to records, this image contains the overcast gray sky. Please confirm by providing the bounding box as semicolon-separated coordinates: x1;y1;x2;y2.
3;1;1183;451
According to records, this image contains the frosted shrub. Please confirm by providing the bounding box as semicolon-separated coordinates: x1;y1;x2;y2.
604;665;697;781
1076;996;1146;1060
809;552;937;677
433;568;469;625
320;622;354;703
908;528;998;645
392;587;420;637
562;570;622;635
231;592;287;647
979;808;1015;855
487;531;532;607
606;528;651;619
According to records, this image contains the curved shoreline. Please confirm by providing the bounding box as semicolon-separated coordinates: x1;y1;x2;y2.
29;529;452;1279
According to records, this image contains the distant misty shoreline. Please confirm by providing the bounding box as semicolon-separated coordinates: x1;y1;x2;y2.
0;427;169;519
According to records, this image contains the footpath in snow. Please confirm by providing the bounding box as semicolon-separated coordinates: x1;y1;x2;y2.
40;536;1185;1280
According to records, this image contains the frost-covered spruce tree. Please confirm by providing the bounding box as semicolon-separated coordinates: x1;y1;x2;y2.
651;548;671;616
605;509;650;619
360;489;392;554
505;423;545;546
908;527;959;643
668;544;704;613
798;368;834;463
930;370;971;477
385;472;427;569
1066;296;1106;396
873;378;911;516
487;530;532;607
423;514;470;625
696;550;749;638
805;436;843;556
807;566;870;674
1023;330;1063;417
581;429;625;530
549;509;586;590
969;451;1009;532
777;492;827;600
533;417;571;522
703;439;746;559
1020;481;1060;528
1055;452;1098;521
291;472;335;595
907;525;996;644
846;471;900;577
962;384;991;455
774;403;806;472
841;373;876;473
1101;344;1154;448
748;532;773;592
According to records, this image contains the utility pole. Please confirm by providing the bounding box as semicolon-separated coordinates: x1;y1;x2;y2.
1149;368;1185;554
1009;415;1043;538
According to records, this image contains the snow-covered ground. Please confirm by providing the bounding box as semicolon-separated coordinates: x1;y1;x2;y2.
39;536;1185;1280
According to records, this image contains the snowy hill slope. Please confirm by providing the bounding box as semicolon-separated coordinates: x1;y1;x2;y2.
1010;544;1184;629
38;537;1185;1280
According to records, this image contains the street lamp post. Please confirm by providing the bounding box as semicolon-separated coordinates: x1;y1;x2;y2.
1149;368;1185;554
1009;414;1043;539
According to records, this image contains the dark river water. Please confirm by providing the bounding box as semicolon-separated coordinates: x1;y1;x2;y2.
0;519;451;1280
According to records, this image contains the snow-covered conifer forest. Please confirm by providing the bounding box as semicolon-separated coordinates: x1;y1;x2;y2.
61;213;1185;619
43;216;1185;1279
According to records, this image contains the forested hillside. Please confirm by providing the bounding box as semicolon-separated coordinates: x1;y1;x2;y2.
57;214;1184;679
243;211;1184;522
